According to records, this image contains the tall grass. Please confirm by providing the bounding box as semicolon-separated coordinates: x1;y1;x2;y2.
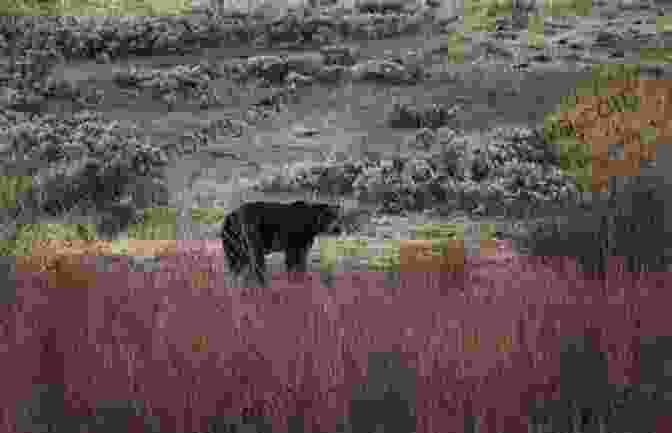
520;173;671;280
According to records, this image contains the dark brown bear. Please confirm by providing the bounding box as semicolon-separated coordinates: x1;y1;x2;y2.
220;201;343;286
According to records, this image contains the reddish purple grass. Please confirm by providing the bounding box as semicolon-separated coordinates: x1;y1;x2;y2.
1;240;669;433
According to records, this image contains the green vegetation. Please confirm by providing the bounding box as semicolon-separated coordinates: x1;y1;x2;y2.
320;222;502;274
319;238;370;272
367;241;401;272
478;222;497;241
125;206;226;241
550;137;593;193
365;223;498;273
442;32;470;64
542;64;642;193
462;0;503;33
526;15;546;49
640;125;658;149
541;0;591;17
191;207;227;226
657;13;672;33
573;64;642;99
461;0;590;35
524;63;672;277
640;47;672;65
0;175;34;211
127;207;179;240
413;223;462;241
415;223;463;259
0;204;229;257
3;0;192;16
0;223;98;257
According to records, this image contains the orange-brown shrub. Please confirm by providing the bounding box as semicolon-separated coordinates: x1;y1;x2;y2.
556;78;672;193
529;77;672;275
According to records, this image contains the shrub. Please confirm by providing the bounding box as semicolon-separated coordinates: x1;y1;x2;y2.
254;127;579;218
524;64;671;278
388;103;458;129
